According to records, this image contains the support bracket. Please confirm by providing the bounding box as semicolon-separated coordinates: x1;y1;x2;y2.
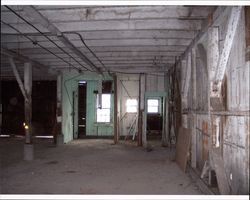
210;6;242;109
8;57;29;102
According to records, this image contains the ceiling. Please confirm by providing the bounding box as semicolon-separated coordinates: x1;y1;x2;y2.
1;5;216;79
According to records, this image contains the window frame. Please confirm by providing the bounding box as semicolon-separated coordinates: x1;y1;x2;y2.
126;98;138;113
96;94;112;123
147;98;161;114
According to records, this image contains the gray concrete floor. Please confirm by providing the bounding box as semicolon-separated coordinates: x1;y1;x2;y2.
0;138;202;194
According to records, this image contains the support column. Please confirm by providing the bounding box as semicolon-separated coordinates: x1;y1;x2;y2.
210;7;242;110
246;6;250;61
162;72;169;147
207;27;219;151
191;47;197;168
56;73;64;145
113;75;119;144
137;74;143;146
23;62;33;161
140;74;147;147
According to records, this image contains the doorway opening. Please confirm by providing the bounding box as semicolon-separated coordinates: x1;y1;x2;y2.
146;97;163;146
78;81;87;138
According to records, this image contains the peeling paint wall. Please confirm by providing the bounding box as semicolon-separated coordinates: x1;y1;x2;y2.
117;74;165;137
167;7;249;194
219;8;249;194
62;70;113;143
117;74;139;137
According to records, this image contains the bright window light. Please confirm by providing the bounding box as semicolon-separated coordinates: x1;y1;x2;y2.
147;99;159;113
126;99;138;113
96;94;111;122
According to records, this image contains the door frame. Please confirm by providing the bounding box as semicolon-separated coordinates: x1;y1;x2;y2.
143;92;166;146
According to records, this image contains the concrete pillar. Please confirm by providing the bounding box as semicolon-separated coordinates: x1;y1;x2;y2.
56;74;64;145
24;62;33;161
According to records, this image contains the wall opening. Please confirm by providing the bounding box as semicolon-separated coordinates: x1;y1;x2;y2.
96;94;111;123
146;97;163;142
78;81;87;138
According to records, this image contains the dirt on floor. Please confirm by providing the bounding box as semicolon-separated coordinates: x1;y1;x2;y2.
0;138;202;194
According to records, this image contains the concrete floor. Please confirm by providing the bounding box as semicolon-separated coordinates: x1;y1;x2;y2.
0;138;202;194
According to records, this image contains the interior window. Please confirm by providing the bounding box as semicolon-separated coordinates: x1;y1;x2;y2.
147;99;159;113
126;99;138;113
96;94;111;123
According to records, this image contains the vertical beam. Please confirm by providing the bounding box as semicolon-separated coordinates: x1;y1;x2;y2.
97;77;102;108
140;74;147;147
0;103;2;135
23;62;34;161
9;58;34;160
191;47;197;168
181;59;187;96
56;73;64;145
184;52;192;99
181;53;192;109
113;75;118;144
137;74;142;146
207;27;218;149
246;6;250;61
207;27;221;111
162;73;169;147
24;62;32;144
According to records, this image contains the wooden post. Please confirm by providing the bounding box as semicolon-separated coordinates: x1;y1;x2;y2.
191;47;197;168
98;76;102;108
113;75;119;144
8;58;33;160
207;27;219;82
162;72;169;147
8;57;28;102
182;52;192;107
24;62;32;144
211;6;242;109
137;74;142;146
246;6;250;61
23;62;33;161
140;74;147;147
56;73;63;145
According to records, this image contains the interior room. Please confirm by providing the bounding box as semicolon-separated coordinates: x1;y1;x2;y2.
0;4;249;196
